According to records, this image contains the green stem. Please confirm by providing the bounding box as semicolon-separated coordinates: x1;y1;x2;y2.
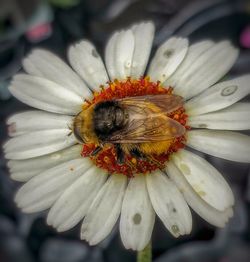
137;242;152;262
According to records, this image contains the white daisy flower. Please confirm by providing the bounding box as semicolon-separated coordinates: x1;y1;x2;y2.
4;21;250;251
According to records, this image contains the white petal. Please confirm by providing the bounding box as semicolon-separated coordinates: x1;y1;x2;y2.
172;149;234;211
15;158;89;213
116;30;135;79
167;41;238;99
10;170;38;182
68;40;109;91
105;30;135;80
187;130;250;163
166;161;233;227
8;145;82;181
120;175;155;251
130;22;155;78
81;174;127;245
148;37;188;83
188;102;250;130
22;49;92;98
7;110;73;137
185;75;250;116
105;32;119;80
4;129;76;160
166;40;213;87
146;171;192;237
47;166;107;232
9;74;83;115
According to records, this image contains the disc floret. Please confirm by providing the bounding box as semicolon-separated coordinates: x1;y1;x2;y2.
81;77;189;177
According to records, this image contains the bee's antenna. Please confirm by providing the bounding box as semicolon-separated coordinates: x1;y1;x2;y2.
67;123;73;131
67;131;73;137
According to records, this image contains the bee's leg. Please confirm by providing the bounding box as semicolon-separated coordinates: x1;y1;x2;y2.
130;148;146;160
115;144;125;165
91;146;102;156
146;155;165;169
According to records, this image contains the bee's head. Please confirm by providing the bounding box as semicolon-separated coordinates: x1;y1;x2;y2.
73;113;86;143
93;100;125;139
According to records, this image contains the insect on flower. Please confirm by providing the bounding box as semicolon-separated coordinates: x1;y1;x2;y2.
4;21;250;251
74;94;185;164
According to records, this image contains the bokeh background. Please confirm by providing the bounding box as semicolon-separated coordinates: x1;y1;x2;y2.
0;0;250;261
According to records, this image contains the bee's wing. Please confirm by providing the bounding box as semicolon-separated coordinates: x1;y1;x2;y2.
106;113;185;143
117;94;184;115
106;96;186;143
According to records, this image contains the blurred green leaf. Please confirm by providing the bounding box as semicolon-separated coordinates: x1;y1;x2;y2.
47;0;80;8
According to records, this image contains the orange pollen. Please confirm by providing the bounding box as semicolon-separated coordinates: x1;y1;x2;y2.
81;77;189;177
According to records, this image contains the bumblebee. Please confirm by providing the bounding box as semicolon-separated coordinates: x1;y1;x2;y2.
73;94;185;164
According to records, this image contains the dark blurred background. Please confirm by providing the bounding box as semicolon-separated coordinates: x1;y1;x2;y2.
0;0;250;261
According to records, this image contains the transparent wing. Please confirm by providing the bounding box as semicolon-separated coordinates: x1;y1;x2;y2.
106;94;185;143
117;94;184;115
106;115;185;143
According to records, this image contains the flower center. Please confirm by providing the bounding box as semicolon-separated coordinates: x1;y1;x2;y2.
80;77;189;177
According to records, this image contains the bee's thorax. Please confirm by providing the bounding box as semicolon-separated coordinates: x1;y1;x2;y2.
93;100;127;140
